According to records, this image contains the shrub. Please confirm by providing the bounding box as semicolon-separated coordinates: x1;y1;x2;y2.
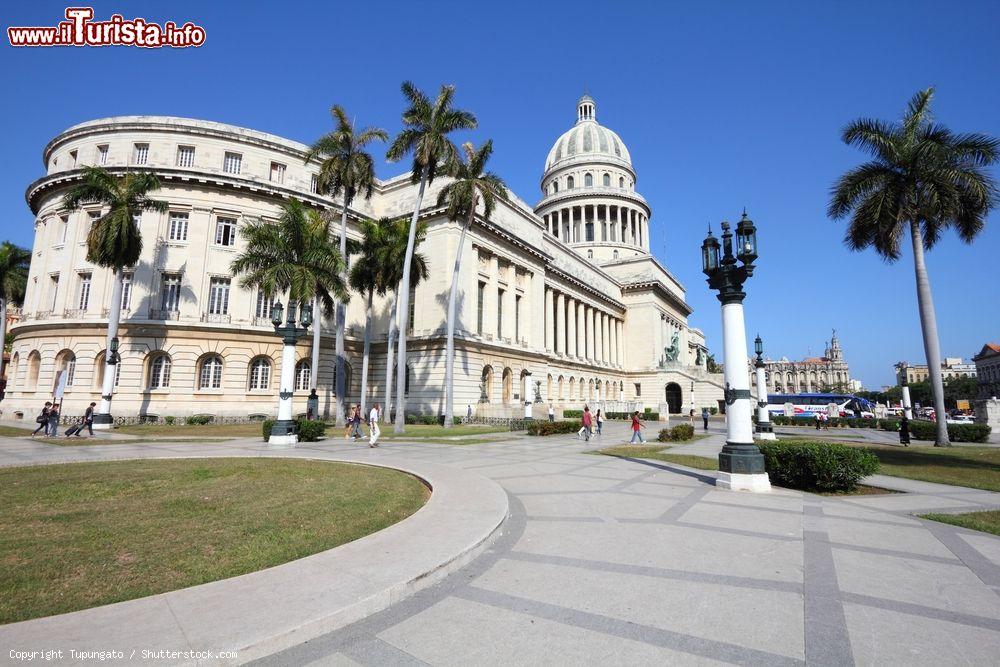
563;409;582;419
526;420;580;436
421;415;439;426
186;414;213;426
657;423;695;442
262;419;275;441
758;441;879;492
454;416;462;425
164;416;175;425
261;418;326;442
709;407;718;415
878;419;900;432
404;413;418;425
908;420;991;443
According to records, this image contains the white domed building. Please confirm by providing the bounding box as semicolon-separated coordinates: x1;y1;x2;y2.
5;96;725;424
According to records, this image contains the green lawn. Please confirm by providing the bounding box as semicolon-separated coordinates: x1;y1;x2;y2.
36;437;232;447
375;424;512;439
0;425;34;437
589;444;719;470
115;422;265;437
841;442;1000;492
922;510;1000;537
0;458;428;624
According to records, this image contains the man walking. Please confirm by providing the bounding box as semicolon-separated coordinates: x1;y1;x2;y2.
701;407;710;431
548;403;555;422
66;402;96;437
629;410;646;444
31;402;52;436
368;402;381;447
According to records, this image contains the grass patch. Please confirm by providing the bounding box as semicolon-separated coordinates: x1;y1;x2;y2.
921;510;1000;537
590;444;719;470
114;422;265;437
0;426;35;437
0;458;428;624
837;442;1000;492
36;437;233;447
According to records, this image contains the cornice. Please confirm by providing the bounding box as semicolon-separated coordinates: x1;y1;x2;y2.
620;279;693;317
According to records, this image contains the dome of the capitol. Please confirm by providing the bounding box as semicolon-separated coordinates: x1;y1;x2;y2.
544;95;632;171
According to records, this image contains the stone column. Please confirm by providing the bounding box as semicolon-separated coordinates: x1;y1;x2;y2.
555;292;565;355
609;317;617;366
577;302;586;359
617;319;624;367
601;313;609;363
589;308;597;362
544;288;554;351
585;305;594;360
567;297;577;357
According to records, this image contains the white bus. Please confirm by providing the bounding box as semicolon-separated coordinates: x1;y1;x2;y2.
766;393;875;419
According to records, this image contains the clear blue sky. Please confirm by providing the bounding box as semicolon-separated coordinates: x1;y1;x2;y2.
3;0;998;388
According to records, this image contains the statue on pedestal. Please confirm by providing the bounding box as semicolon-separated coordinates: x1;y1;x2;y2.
664;331;680;363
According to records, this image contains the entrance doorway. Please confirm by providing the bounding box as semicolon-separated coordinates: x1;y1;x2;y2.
665;383;682;414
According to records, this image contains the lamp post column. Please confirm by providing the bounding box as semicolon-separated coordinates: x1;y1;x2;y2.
269;299;312;448
754;336;775;440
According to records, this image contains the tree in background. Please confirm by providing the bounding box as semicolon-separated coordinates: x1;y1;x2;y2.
0;241;31;393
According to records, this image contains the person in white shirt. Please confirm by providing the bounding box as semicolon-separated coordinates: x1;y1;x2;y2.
369;403;381;447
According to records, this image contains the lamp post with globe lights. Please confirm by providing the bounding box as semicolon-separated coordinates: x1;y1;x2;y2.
701;212;771;492
269;299;313;447
754;335;776;440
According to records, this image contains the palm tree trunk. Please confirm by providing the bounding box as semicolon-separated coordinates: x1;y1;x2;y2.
310;292;320;395
383;290;398;425
360;288;373;416
334;205;349;427
394;163;430;433
444;202;476;429
909;219;950;446
97;269;125;422
0;297;7;392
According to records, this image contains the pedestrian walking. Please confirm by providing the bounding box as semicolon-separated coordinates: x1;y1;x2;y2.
629;410;646;444
368;402;381;447
31;402;52;436
467;404;473;420
701;407;710;431
815;412;822;430
595;409;604;435
548;403;555;422
581;406;593;442
66;402;96;437
47;404;60;436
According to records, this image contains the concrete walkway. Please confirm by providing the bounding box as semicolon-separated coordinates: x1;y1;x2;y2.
2;423;1000;665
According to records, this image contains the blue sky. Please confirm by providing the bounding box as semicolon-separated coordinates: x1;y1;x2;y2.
3;0;998;388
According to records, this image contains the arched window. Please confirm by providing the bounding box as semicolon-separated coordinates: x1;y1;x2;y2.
481;366;494;403
578;377;585;399
148;353;171;389
587;250;593;259
557;375;564;399
248;356;271;390
568;377;576;398
7;353;18;392
93;352;121;390
27;351;41;390
618;176;624;188
603;173;610;187
198;355;223;390
584;173;593;187
501;368;513;404
547;373;553;401
405;364;412;396
55;350;76;388
295;360;311;391
613;250;619;260
552;181;559;193
566;175;574;189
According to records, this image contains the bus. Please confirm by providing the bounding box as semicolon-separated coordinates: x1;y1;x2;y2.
766;393;875;419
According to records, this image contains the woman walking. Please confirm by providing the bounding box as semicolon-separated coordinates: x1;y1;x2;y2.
47;403;60;437
581;406;593;442
31;402;52;436
595;409;604;436
629;410;646;444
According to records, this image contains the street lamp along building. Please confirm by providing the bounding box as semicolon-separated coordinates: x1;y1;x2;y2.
5;98;729;423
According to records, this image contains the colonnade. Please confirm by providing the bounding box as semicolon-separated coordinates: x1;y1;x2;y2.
543;286;623;367
541;203;648;250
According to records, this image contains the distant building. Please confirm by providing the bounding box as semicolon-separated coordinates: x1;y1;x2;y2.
894;357;978;385
973;343;1000;398
757;330;856;394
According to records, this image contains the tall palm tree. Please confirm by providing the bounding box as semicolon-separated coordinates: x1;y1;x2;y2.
62;166;167;425
829;87;999;446
379;216;429;424
0;241;31;391
436;140;508;427
307;106;387;427
386;81;477;432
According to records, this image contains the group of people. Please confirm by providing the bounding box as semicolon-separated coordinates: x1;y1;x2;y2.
343;403;383;447
576;406;649;444
31;401;96;437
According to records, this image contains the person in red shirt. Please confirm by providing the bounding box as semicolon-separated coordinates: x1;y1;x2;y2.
629;410;646;444
581;406;593;442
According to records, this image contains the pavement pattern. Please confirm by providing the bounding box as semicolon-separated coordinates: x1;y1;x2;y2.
2;421;1000;665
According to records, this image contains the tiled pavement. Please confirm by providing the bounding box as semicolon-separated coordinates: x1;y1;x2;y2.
2;422;999;665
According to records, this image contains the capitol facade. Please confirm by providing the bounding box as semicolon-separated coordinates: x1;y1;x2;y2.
5;96;726;421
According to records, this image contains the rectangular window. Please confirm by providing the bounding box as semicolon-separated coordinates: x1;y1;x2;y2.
87;210;101;236
270;162;286;183
57;215;68;244
168;211;189;241
215;217;237;246
497;289;505;338
77;273;92;310
96;144;109;165
634;383;641;397
133;143;149;165
310;174;318;193
515;294;521;341
49;274;59;311
407;286;416;334
176;145;195;167
223;151;242;174
477;282;485;334
160;273;181;311
208;277;231;315
255;290;276;318
120;272;133;310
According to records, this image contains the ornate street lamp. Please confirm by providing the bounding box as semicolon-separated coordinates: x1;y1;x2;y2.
268;299;312;447
701;212;771;492
93;336;121;430
754;334;776;440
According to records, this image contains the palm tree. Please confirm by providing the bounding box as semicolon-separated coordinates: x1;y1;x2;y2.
386;81;477;432
379;216;429;424
829;87;999;446
436;140;508;427
349;217;394;416
307;106;387;427
62;166;167;425
0;241;31;391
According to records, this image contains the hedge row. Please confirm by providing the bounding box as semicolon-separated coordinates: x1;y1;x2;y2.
907;420;991;443
657;423;695;442
526;420;581;436
758;441;880;492
262;418;327;442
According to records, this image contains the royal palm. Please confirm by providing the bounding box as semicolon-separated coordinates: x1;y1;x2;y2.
0;241;31;388
62;167;167;427
386;81;476;431
436;140;508;427
829;88;999;446
307;106;387;426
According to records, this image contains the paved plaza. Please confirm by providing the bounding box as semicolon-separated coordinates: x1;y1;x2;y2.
1;422;999;665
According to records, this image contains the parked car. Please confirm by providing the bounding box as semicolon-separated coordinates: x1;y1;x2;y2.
946;414;975;425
